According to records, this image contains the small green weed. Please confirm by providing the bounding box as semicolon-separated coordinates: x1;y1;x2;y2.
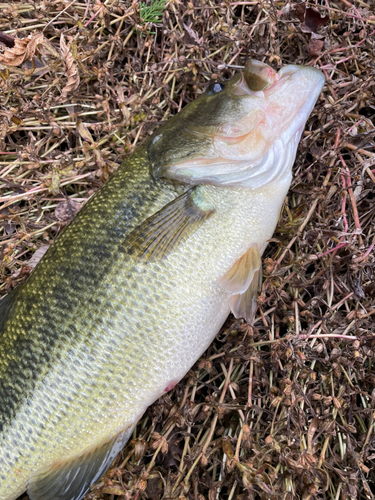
139;0;167;29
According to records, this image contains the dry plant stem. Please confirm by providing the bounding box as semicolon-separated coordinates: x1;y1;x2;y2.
298;333;357;340
146;424;175;475
247;359;253;408
180;385;197;471
276;166;333;267
339;153;362;232
203;358;234;455
179;359;234;488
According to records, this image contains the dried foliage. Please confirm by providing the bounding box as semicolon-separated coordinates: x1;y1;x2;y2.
0;32;45;67
59;34;80;102
0;1;375;499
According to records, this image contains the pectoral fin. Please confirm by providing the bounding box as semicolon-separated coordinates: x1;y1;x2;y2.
125;186;214;261
27;426;134;500
220;244;262;323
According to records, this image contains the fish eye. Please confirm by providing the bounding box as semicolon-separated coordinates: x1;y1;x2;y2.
207;82;225;94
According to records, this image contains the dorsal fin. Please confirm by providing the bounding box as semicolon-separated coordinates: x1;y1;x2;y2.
0;287;20;333
220;244;262;323
27;426;134;500
124;186;214;262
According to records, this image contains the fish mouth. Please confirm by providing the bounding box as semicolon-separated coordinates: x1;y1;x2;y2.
220;60;325;143
234;59;325;100
270;63;325;143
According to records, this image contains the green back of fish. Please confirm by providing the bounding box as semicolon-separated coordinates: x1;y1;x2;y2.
0;141;177;435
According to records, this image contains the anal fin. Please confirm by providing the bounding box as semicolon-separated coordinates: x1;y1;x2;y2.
27;426;134;500
220;244;262;323
229;267;262;323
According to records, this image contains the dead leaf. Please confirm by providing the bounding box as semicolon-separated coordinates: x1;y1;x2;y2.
55;199;82;223
59;34;80;102
294;4;329;34
23;56;50;77
3;223;15;235
77;121;95;144
222;437;235;459
183;23;201;46
0;32;45;67
28;245;49;269
309;37;324;57
306;417;320;454
150;432;169;454
92;0;106;20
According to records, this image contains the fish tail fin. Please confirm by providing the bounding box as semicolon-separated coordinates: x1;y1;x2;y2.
27;425;135;500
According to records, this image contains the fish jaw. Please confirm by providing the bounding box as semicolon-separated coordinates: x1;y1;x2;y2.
258;63;326;145
213;62;326;158
152;61;325;189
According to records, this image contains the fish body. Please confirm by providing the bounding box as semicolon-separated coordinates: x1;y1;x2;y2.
0;60;324;500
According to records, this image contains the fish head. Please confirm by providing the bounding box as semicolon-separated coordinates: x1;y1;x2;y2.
149;60;325;189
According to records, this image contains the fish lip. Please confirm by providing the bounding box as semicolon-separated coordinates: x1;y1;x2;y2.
279;66;325;141
224;63;324;143
239;62;325;136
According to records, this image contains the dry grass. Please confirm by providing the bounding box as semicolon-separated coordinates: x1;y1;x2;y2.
1;0;375;499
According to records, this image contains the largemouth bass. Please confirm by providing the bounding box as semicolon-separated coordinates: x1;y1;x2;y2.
0;60;324;500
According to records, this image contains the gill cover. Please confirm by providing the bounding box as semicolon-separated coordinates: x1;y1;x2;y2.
148;60;325;189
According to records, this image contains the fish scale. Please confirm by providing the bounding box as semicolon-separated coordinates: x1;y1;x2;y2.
0;60;324;500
